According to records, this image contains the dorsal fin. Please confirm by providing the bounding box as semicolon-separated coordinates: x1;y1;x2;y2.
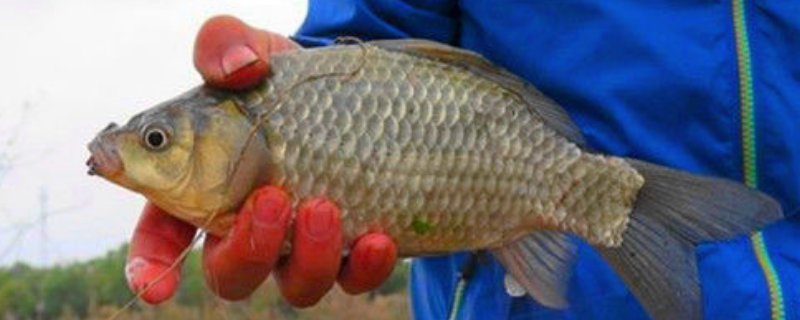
369;39;587;147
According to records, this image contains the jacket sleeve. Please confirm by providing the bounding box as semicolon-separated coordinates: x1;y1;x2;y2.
292;0;459;47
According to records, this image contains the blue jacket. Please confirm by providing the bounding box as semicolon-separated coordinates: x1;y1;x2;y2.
293;1;800;319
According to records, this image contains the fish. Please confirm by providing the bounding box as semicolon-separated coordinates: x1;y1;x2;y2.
87;39;783;320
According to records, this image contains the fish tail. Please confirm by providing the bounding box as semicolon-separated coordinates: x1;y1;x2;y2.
594;159;783;320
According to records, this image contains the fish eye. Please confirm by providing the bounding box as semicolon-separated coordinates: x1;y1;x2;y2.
142;126;170;151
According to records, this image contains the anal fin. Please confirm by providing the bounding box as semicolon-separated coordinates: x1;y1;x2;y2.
491;231;576;308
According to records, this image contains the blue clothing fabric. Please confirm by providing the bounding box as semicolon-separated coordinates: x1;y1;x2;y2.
293;1;800;319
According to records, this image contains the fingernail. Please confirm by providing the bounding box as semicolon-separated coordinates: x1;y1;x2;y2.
125;257;149;292
221;45;259;76
254;191;289;227
305;200;337;238
124;257;178;304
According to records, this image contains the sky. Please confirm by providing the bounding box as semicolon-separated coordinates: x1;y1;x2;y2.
0;0;308;266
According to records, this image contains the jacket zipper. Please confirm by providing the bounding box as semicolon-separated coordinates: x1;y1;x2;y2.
731;0;786;319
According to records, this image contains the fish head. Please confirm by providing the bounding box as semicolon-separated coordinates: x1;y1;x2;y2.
87;88;272;233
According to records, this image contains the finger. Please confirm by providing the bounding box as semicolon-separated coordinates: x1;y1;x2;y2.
276;198;343;308
202;186;291;300
338;233;398;294
127;202;197;304
193;15;298;90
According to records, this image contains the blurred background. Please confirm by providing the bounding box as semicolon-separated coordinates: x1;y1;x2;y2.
0;1;409;319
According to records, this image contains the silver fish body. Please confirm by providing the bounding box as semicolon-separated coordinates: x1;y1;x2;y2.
233;43;643;255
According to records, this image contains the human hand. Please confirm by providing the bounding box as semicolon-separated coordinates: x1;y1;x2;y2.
125;16;398;307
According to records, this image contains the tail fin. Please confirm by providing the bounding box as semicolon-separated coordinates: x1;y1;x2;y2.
596;159;783;320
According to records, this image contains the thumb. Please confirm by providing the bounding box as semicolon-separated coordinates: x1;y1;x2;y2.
193;15;298;90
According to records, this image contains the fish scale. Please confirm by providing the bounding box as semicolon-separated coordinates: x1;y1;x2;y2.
233;45;643;254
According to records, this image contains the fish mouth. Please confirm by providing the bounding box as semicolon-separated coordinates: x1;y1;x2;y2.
87;135;123;179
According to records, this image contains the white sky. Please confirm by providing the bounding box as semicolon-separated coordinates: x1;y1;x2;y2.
0;0;308;266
